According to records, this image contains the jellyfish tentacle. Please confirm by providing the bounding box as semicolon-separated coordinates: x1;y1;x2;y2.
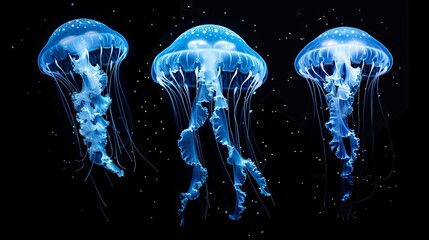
71;49;124;177
209;72;270;220
177;67;212;226
323;60;361;201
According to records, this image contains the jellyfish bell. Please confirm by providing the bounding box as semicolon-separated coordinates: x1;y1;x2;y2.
38;18;136;177
152;24;270;225
152;24;267;90
294;26;393;202
39;19;128;76
295;26;393;81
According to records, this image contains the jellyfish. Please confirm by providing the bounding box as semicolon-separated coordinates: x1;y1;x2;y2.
294;27;393;202
38;18;140;177
152;24;271;225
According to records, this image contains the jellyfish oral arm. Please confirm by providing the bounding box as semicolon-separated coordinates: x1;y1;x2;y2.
177;66;210;226
209;67;270;220
71;49;124;177
210;80;270;220
322;60;360;201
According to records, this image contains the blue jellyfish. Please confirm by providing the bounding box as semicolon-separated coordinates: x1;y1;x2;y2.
152;24;270;225
295;27;393;202
38;18;140;177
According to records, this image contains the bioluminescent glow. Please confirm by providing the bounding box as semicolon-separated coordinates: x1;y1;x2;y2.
39;18;151;177
152;24;271;225
295;26;393;202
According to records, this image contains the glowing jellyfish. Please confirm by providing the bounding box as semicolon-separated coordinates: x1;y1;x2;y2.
38;18;139;177
295;27;393;202
152;24;271;225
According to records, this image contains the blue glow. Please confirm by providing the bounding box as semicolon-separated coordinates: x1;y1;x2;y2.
295;26;393;201
38;18;135;177
152;24;270;225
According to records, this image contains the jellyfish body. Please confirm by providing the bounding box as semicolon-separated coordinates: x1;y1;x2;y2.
152;24;270;225
38;19;131;177
295;27;393;201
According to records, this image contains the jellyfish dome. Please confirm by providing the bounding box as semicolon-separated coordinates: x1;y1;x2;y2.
152;24;267;90
152;24;270;225
39;18;128;74
295;26;392;81
295;26;393;202
38;18;134;177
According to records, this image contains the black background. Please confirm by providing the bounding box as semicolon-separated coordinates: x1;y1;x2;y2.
6;0;410;238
